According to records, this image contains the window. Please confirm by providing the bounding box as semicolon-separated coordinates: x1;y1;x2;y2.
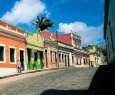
10;48;16;63
62;54;64;63
80;58;81;64
0;46;5;62
95;57;97;61
72;56;74;64
34;52;38;62
45;49;47;53
59;53;61;62
84;59;85;64
50;51;52;63
55;52;57;62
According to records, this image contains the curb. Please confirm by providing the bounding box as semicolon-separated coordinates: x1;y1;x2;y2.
0;67;67;79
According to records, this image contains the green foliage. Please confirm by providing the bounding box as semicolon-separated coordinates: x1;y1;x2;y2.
83;45;107;56
33;16;53;31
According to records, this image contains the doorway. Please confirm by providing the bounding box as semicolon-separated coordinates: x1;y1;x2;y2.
45;50;48;68
20;50;24;70
67;55;70;67
27;48;32;69
33;52;38;69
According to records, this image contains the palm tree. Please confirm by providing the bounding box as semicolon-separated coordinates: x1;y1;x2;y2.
33;16;53;31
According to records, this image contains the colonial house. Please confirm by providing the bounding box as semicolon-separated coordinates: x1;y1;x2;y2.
58;33;89;67
71;33;89;67
57;33;74;68
86;46;105;67
104;0;115;64
74;49;89;67
41;31;58;69
41;31;89;68
0;20;26;76
25;32;44;70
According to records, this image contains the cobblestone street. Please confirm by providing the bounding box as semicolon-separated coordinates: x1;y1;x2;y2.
0;67;97;95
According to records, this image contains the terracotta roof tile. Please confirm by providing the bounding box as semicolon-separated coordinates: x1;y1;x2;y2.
41;31;56;40
41;31;72;46
57;33;72;46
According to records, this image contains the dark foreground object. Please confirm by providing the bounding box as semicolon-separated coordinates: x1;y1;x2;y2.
40;64;115;95
40;89;89;95
89;64;115;95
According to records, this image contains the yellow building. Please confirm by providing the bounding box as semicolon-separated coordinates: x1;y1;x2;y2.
25;32;44;70
87;46;105;67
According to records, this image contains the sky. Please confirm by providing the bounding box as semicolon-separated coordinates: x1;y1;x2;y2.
0;0;104;46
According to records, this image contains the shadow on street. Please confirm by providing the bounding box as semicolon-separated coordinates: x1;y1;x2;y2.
39;89;88;95
40;64;115;95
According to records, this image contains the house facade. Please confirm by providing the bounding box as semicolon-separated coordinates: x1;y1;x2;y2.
26;32;44;70
60;33;89;67
74;49;89;67
88;46;98;67
104;0;115;63
0;20;26;76
57;34;74;68
72;33;89;67
58;43;73;68
41;31;58;69
0;20;90;76
87;46;106;67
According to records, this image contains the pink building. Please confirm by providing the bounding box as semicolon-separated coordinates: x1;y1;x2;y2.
57;33;89;67
41;31;58;69
41;31;89;68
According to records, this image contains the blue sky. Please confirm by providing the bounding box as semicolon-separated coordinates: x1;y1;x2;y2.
0;0;104;45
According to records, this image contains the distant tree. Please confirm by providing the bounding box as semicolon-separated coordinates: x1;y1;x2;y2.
84;45;103;55
33;16;53;31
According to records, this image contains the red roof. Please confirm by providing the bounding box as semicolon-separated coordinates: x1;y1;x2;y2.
0;20;25;34
41;31;72;46
57;33;72;46
41;31;56;40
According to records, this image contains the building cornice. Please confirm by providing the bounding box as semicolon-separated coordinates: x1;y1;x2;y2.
0;25;25;37
26;42;44;49
58;42;73;49
0;30;25;42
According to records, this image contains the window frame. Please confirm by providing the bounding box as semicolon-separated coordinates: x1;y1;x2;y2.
0;44;6;63
9;46;16;64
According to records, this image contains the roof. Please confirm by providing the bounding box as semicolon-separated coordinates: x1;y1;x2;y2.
0;20;25;34
40;31;57;41
57;33;72;46
40;31;72;46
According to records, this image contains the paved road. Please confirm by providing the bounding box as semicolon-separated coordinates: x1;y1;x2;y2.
0;67;97;95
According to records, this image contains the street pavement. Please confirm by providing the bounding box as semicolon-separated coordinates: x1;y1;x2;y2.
0;67;97;95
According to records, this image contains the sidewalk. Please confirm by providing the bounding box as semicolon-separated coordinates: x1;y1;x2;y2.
0;67;66;79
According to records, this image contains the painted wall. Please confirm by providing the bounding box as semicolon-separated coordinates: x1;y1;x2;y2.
87;47;104;67
26;32;44;70
0;36;25;68
58;42;73;67
41;31;58;69
104;0;115;63
26;32;44;50
43;47;58;69
0;23;26;75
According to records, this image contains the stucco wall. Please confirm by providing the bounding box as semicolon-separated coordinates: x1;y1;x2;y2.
26;32;44;49
25;32;44;70
0;35;25;68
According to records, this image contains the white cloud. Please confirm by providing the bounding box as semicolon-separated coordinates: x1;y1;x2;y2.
1;0;47;24
58;22;104;45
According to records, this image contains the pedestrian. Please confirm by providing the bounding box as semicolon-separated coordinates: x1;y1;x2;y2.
16;59;22;73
